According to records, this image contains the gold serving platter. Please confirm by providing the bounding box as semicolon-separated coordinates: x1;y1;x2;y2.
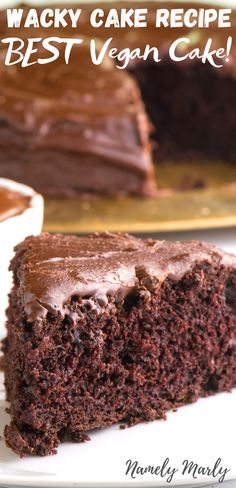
43;161;236;234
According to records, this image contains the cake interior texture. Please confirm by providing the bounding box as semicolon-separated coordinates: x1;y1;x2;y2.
2;232;236;456
130;60;236;163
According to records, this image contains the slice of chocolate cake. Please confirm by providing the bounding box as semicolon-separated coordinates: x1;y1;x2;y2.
2;232;236;456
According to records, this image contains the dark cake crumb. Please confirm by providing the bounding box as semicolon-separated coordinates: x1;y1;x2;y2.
2;232;236;456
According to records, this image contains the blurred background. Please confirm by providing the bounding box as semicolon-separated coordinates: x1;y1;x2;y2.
1;0;236;6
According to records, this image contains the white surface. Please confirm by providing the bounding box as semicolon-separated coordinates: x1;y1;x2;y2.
0;178;44;328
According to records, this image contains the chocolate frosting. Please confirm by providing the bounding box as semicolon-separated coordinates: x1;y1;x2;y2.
12;232;236;322
0;186;31;222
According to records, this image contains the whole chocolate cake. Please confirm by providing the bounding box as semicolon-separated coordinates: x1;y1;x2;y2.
0;3;236;195
2;232;236;456
0;34;155;197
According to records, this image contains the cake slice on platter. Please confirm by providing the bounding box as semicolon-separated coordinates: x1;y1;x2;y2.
2;232;236;456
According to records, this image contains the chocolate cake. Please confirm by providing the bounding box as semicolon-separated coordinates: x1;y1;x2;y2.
2;232;236;456
0;3;236;195
0;35;155;197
